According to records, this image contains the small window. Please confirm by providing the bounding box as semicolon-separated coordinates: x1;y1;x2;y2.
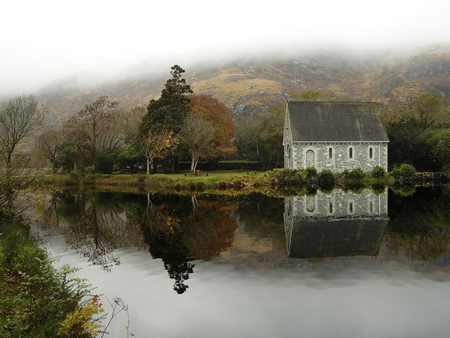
349;147;353;159
369;147;373;159
306;196;315;212
329;147;333;159
369;201;374;214
349;202;354;214
329;202;333;214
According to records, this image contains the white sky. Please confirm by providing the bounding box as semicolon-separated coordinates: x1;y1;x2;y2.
1;0;450;98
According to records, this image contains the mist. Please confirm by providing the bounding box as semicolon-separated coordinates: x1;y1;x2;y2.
1;0;450;101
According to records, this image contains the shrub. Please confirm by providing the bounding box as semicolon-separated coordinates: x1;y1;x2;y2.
96;152;115;174
344;167;365;180
69;170;84;181
391;163;416;178
319;169;334;181
371;165;386;178
260;169;304;186
305;166;317;178
0;209;99;337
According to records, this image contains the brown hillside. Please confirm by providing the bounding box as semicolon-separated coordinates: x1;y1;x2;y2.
35;46;450;129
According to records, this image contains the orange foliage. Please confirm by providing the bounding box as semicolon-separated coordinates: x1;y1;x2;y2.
189;95;236;157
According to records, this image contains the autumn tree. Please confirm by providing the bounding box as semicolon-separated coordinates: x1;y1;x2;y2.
67;95;119;171
34;129;65;172
139;129;179;174
179;114;215;173
188;95;236;158
0;94;44;165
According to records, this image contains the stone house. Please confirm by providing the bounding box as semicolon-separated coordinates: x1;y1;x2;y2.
283;101;389;172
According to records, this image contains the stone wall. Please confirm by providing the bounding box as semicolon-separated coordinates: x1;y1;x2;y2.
292;142;388;172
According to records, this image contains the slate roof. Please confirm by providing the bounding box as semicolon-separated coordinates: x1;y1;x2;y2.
287;101;389;142
288;218;388;259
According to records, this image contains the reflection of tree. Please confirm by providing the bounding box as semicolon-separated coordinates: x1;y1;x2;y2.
70;200;121;272
137;194;237;294
236;194;285;247
35;190;147;271
386;187;450;261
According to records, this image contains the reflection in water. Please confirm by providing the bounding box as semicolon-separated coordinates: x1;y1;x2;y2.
387;186;450;260
123;194;237;294
35;191;134;271
35;191;238;293
30;187;450;337
284;189;389;258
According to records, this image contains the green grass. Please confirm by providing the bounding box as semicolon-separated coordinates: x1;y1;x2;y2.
35;171;264;194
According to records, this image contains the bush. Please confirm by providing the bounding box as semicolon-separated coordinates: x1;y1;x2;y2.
0;210;98;337
69;170;85;181
344;167;365;180
260;169;305;186
391;163;416;178
319;169;334;181
371;165;386;178
305;166;317;178
96;152;115;174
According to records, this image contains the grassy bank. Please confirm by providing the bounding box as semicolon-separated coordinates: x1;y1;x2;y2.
37;171;264;194
35;166;447;196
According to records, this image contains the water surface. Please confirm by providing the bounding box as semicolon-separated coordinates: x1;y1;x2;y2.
32;187;450;337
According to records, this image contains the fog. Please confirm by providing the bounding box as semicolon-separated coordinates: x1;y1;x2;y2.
1;0;450;100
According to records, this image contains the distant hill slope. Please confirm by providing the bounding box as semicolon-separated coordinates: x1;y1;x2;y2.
36;45;450;128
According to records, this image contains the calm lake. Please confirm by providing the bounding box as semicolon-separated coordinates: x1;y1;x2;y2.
30;186;450;338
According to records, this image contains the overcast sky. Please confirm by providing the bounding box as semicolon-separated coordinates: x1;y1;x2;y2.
1;0;450;99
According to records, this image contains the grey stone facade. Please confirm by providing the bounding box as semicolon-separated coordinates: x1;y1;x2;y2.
283;101;389;172
289;142;388;173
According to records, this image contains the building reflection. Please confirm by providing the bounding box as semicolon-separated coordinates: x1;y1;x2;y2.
284;189;389;259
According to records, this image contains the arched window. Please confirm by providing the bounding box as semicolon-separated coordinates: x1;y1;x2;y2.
349;202;354;214
285;144;291;167
305;150;315;167
329;147;333;159
349;147;353;159
369;147;373;159
329;202;333;214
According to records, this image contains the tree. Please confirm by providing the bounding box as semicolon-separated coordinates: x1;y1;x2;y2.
236;101;284;169
139;65;193;173
139;129;179;175
179;114;215;173
34;129;64;172
428;128;450;170
140;65;193;135
67;95;119;171
383;92;448;170
188;95;236;157
0;94;44;164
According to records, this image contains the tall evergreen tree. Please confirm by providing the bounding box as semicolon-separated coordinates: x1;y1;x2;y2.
140;65;193;135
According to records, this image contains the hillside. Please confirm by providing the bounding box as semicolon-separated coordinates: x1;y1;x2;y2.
36;45;450;128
